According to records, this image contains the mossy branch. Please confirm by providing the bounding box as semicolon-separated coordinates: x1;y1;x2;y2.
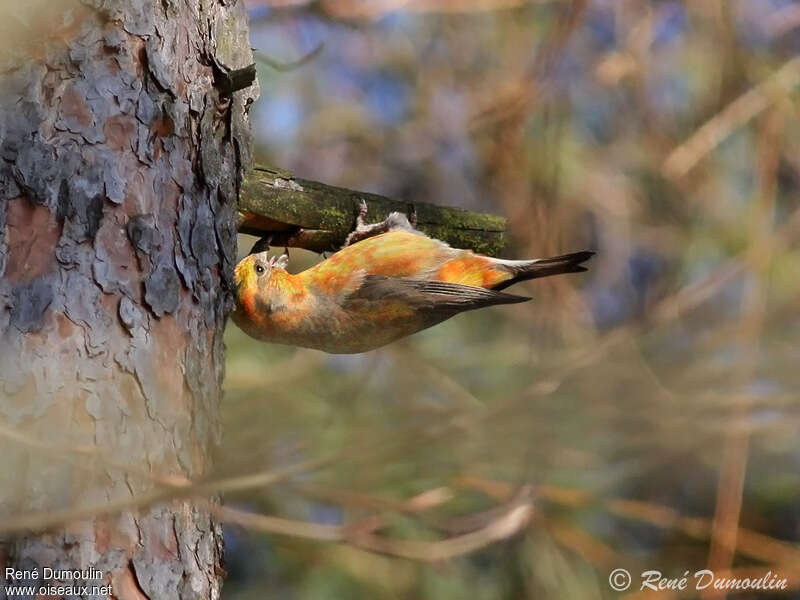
238;165;507;256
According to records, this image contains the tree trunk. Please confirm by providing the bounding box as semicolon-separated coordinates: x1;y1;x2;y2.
0;0;256;598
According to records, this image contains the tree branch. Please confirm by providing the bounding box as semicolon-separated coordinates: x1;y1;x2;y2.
238;165;507;256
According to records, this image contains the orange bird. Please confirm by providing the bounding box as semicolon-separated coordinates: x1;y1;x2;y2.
232;205;593;353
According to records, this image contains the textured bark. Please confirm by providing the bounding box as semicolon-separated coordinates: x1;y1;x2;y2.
0;0;256;598
239;166;508;256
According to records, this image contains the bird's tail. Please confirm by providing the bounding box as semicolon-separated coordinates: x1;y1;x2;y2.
492;251;594;290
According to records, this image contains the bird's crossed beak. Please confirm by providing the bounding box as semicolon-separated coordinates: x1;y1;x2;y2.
248;235;289;270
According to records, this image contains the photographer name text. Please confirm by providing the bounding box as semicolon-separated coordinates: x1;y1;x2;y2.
608;568;788;592
5;567;111;597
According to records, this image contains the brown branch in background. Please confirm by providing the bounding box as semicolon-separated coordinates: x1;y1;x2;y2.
0;395;507;536
217;474;800;569
470;0;588;131
544;519;623;569
208;485;533;563
662;55;800;180
704;106;783;598
290;483;454;516
238;165;508;255
212;504;343;541
465;0;589;324
0;452;338;534
352;502;533;562
456;476;800;568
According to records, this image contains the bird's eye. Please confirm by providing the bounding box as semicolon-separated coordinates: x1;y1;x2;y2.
255;264;265;275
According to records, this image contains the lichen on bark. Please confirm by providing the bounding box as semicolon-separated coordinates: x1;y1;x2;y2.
239;166;508;256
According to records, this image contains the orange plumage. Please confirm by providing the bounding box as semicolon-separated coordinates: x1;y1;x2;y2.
232;225;592;354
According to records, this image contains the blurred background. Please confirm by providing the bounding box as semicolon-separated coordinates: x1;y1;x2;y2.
221;1;800;598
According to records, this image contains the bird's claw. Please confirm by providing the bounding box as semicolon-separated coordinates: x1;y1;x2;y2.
343;199;419;248
407;203;418;228
356;198;368;225
248;236;290;270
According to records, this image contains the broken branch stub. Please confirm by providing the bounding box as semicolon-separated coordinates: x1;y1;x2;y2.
238;165;508;256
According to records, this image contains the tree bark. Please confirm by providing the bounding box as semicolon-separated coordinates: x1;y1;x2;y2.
0;0;256;598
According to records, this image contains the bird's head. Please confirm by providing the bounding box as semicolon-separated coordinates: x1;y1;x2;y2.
233;250;289;313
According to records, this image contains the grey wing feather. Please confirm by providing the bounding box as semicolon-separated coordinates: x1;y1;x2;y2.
352;275;530;312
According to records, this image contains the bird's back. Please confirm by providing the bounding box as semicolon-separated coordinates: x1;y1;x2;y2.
300;229;514;294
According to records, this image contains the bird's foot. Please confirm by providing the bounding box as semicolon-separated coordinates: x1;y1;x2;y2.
342;199;419;248
343;199;389;247
406;203;418;229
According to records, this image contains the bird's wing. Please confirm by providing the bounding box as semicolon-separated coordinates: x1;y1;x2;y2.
347;275;530;314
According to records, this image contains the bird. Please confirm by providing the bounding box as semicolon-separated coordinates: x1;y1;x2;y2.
232;202;593;354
